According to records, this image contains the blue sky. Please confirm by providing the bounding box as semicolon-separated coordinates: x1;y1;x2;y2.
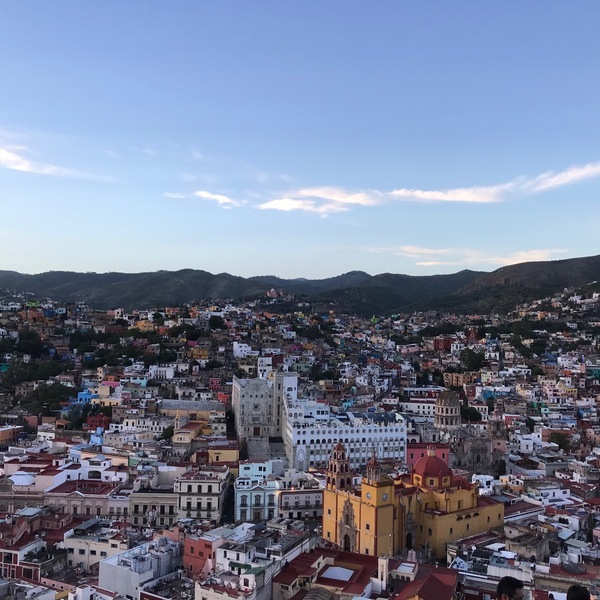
1;2;600;279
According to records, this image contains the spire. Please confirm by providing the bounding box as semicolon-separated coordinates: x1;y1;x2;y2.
366;448;381;485
326;442;352;491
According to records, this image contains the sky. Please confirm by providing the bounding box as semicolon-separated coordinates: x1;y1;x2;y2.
1;2;600;280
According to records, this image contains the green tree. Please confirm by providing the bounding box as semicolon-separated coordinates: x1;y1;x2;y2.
496;459;507;477
459;348;485;371
549;431;571;451
461;406;482;422
17;329;46;358
205;359;224;370
208;315;227;330
161;425;174;440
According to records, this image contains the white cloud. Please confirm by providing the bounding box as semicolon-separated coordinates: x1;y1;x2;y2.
257;186;380;215
164;192;187;199
391;161;600;204
0;146;109;181
258;197;347;215
475;248;567;265
525;162;600;192
138;147;158;157
100;149;120;158
194;190;245;208
254;159;600;215
190;148;205;161
390;183;514;204
367;245;567;268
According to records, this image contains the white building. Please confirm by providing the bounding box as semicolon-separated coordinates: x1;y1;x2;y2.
98;538;182;600
63;518;128;573
283;396;406;470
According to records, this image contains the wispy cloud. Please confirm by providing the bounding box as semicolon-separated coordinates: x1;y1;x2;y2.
390;161;600;204
258;197;347;215
258;186;380;216
256;160;600;213
137;147;159;157
164;192;187;199
390;183;514;204
194;190;245;208
367;245;568;268
524;162;600;192
0;146;110;181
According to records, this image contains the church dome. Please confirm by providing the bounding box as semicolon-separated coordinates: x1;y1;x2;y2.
413;447;451;480
436;391;461;407
413;455;451;478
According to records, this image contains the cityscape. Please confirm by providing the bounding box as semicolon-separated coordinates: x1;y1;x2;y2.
2;3;600;600
1;277;600;600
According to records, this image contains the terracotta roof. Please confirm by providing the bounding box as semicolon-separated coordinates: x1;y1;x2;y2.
413;455;451;479
393;569;457;600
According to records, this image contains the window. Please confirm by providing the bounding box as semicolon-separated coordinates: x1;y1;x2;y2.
101;551;107;557
366;523;370;531
79;549;85;555
428;528;432;536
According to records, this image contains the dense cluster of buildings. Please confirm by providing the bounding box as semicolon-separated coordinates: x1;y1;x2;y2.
1;282;600;599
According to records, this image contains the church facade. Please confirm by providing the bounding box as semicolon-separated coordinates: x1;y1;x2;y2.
322;443;503;558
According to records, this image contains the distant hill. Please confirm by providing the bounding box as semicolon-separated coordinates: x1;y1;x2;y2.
1;253;599;314
0;268;482;312
434;254;600;313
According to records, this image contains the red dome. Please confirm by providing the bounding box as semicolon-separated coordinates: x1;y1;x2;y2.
413;455;451;479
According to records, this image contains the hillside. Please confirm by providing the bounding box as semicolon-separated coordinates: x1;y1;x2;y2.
436;254;600;313
1;253;600;314
0;268;482;312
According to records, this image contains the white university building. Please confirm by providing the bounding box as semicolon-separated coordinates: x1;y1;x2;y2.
283;395;407;470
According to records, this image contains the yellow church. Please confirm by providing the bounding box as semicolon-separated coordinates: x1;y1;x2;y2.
322;442;503;558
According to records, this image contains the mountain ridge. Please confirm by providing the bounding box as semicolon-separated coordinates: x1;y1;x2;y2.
1;253;599;314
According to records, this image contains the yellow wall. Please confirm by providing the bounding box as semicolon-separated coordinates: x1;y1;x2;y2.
324;476;504;558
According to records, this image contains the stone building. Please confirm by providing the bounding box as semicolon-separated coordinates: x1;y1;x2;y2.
434;391;462;430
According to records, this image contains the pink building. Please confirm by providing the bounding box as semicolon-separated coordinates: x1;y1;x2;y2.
406;443;450;470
